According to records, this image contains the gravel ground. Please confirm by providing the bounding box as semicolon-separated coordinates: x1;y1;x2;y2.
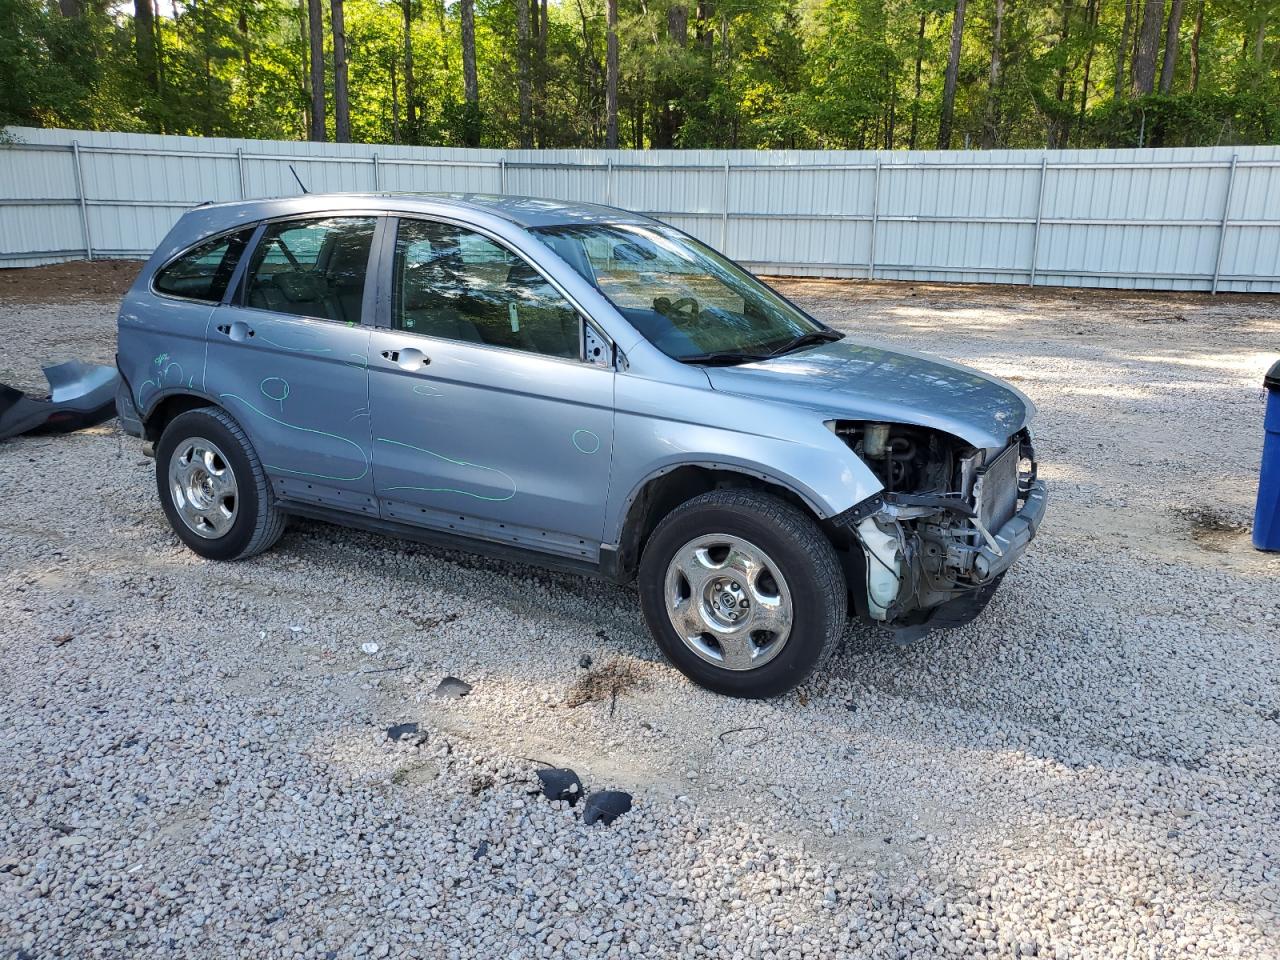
1;273;1278;959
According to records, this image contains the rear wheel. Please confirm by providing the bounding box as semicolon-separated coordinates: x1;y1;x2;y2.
638;489;846;698
155;407;286;560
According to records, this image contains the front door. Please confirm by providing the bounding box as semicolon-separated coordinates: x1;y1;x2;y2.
206;214;381;515
367;216;614;562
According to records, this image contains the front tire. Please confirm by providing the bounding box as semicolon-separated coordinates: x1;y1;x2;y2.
155;407;287;561
638;489;847;698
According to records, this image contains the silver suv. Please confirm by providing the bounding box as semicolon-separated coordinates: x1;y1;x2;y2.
116;193;1047;698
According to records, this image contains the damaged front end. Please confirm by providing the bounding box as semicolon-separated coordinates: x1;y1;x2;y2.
832;422;1048;637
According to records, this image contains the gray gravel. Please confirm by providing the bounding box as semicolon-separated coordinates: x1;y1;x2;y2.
1;279;1278;959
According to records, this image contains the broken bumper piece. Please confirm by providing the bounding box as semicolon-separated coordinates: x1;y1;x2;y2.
0;361;120;441
972;478;1048;582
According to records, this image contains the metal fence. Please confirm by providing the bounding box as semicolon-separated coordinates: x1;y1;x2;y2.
2;126;1278;292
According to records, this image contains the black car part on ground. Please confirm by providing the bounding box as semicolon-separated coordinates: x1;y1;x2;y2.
0;361;119;440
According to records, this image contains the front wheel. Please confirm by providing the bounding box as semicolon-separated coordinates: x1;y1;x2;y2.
155;406;287;561
638;489;847;698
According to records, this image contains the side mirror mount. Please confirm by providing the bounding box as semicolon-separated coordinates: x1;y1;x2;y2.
583;319;612;368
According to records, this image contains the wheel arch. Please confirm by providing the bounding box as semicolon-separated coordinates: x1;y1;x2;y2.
613;462;852;582
142;389;219;442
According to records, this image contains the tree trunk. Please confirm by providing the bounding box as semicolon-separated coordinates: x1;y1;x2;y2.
606;0;619;148
461;0;478;105
298;0;312;138
1078;0;1099;136
909;12;926;150
655;5;688;148
1116;0;1134;96
1159;0;1184;92
984;0;1004;148
696;0;714;52
1131;0;1163;95
938;0;966;150
308;0;326;140
1189;0;1203;90
332;0;351;142
135;0;159;94
536;0;548;146
58;0;83;17
401;0;416;140
516;0;533;147
1054;1;1072;105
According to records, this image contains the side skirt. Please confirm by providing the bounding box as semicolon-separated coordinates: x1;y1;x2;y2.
276;499;627;584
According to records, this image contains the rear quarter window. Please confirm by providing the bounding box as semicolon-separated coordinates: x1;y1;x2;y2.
153;228;254;302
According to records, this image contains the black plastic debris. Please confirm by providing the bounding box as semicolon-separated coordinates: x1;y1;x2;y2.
0;361;119;441
472;840;490;860
432;676;472;699
386;722;423;743
583;790;632;826
578;654;593;669
535;767;583;806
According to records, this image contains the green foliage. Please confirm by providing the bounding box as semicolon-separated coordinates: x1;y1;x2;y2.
1;0;1277;150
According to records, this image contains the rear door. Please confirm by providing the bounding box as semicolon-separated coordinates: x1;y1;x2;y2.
205;214;383;516
122;228;254;418
366;216;615;562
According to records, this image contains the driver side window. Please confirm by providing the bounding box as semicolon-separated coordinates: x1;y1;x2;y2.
393;219;581;360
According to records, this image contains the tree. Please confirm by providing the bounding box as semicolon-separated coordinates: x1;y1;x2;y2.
1159;0;1184;93
401;0;416;140
135;0;159;96
938;0;966;149
332;0;350;141
516;0;532;147
1132;0;1163;95
307;0;325;140
1116;0;1134;96
983;0;1005;147
606;0;619;148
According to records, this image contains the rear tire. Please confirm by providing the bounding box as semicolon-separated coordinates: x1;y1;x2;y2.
155;406;287;561
638;489;846;698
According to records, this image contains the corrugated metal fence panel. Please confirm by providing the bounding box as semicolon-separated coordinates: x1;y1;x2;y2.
1;127;1277;292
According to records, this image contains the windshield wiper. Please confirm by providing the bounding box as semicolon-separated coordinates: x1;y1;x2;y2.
677;350;773;366
766;330;844;357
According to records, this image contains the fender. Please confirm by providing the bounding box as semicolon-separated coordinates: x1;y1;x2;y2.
602;373;884;546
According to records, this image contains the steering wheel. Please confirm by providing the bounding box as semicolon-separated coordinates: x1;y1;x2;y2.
668;296;700;320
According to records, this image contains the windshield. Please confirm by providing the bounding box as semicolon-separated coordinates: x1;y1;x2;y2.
532;222;836;362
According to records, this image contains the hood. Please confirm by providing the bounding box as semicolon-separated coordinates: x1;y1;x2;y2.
705;339;1033;450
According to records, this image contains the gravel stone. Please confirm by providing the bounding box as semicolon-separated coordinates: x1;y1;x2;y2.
0;279;1277;959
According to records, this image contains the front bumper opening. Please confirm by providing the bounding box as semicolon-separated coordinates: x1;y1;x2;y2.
839;428;1047;631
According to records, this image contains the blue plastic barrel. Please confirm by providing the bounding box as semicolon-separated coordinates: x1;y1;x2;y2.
1254;359;1280;551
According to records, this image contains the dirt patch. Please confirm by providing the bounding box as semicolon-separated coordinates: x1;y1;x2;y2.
0;259;141;304
1175;505;1253;552
564;657;650;708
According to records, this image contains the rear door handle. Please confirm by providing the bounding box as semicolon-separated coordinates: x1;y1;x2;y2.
381;347;430;371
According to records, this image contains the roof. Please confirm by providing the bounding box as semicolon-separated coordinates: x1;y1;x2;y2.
195;192;652;230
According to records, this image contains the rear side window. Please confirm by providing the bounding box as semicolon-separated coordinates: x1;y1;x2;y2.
243;216;376;325
153;229;253;302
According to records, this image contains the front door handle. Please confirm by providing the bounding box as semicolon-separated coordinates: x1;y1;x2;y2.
216;321;255;342
381;347;430;371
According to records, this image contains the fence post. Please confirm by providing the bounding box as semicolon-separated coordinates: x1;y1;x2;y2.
867;157;881;280
721;160;731;250
606;158;614;206
372;153;380;192
1211;153;1239;294
1029;154;1048;286
499;157;507;194
236;147;247;199
71;139;93;261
